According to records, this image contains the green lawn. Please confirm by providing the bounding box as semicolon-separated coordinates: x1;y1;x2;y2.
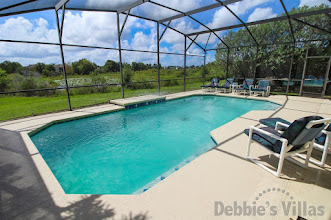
0;82;203;122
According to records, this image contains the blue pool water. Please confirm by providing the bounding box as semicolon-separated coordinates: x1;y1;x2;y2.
31;95;280;194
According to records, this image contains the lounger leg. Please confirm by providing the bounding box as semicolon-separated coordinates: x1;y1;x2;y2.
246;127;253;157
304;142;313;168
320;146;328;168
320;136;330;167
276;154;285;177
276;143;288;177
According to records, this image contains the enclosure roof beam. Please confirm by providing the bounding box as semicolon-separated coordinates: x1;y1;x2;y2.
292;18;331;35
117;0;148;13
158;0;242;23
150;0;229;49
205;33;211;50
187;8;331;36
159;21;171;41
0;0;38;12
215;0;258;46
120;9;131;36
279;0;295;44
55;0;70;11
186;35;199;52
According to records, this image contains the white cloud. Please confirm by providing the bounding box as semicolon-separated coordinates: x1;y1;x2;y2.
0;17;58;42
0;17;61;65
247;7;277;23
299;0;331;7
131;31;156;51
62;11;121;47
207;0;274;29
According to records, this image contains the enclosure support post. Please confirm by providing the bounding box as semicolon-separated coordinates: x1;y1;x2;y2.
321;57;331;98
117;12;124;98
184;36;187;92
55;6;72;111
157;22;161;95
253;46;259;80
299;48;309;96
226;48;229;78
203;50;206;85
286;46;295;95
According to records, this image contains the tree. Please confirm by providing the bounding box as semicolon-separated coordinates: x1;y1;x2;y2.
123;63;132;84
35;63;46;73
0;61;22;74
103;60;120;72
132;62;148;71
72;59;97;75
215;5;330;79
0;68;10;92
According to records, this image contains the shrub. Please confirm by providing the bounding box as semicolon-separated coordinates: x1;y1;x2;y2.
123;65;132;84
42;69;51;77
0;68;10;92
91;75;109;93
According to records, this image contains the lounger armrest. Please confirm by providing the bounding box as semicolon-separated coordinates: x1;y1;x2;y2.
321;129;331;135
306;118;331;129
275;121;289;130
249;126;288;144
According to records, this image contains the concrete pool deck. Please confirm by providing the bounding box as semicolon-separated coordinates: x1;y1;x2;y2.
0;90;331;219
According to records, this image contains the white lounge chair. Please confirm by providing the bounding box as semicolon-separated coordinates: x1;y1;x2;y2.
250;80;271;97
245;116;331;177
233;78;254;95
259;117;331;167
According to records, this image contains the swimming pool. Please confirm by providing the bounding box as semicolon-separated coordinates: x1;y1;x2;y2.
31;95;280;194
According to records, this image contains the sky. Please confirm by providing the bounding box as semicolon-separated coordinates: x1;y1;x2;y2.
0;0;330;67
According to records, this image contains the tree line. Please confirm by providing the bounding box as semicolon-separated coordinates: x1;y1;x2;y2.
0;59;163;77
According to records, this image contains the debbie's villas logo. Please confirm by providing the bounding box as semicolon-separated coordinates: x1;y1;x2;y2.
214;188;324;217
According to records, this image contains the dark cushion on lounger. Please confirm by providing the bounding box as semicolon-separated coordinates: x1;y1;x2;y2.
315;132;327;145
279;116;324;151
244;127;283;153
242;79;254;90
217;78;234;89
251;88;267;92
202;77;220;88
259;118;291;131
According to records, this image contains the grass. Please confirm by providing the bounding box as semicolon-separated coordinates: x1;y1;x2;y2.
0;82;202;122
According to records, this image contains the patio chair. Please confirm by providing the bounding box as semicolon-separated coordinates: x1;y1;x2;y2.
233;78;254;95
259;117;331;167
244;116;331;177
250;80;271;97
216;78;234;93
201;77;220;92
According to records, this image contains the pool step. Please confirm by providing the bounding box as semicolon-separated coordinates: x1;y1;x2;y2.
109;95;166;109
